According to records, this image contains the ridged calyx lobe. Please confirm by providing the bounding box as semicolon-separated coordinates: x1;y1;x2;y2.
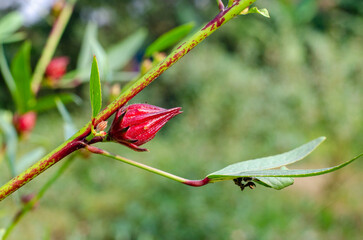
109;103;182;151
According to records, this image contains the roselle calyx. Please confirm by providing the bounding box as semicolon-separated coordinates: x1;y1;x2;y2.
45;56;69;85
108;103;182;151
13;111;37;136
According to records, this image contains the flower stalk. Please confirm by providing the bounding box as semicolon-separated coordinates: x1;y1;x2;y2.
85;145;209;187
0;0;256;202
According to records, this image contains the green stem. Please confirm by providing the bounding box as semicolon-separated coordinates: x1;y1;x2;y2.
2;157;74;240
31;0;76;93
0;0;256;202
86;145;188;183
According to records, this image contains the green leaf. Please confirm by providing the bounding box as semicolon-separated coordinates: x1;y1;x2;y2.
77;22;97;71
255;167;294;190
107;29;147;71
223;154;362;178
89;56;102;119
10;41;33;113
145;22;195;57
208;137;325;181
0;111;18;177
0;228;5;240
0;32;26;44
16;147;45;174
0;12;23;42
56;99;76;139
244;7;270;18
208;152;362;183
0;45;18;106
31;93;81;112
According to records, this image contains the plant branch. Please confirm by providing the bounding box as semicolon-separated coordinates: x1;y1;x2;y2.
31;0;76;93
2;157;75;240
0;0;256;202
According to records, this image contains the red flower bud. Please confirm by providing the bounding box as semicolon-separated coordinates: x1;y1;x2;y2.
109;103;182;151
13;111;37;135
45;56;69;81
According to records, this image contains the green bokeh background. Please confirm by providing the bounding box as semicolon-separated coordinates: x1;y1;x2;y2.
1;0;362;239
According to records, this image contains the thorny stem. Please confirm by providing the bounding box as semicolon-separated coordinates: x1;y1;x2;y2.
2;157;75;240
31;0;76;93
85;145;210;186
0;0;256;202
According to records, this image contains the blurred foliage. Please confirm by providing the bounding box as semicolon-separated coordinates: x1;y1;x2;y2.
0;0;362;239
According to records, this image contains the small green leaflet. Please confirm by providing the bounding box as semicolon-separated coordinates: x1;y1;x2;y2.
89;56;102;119
241;7;270;18
254;167;294;190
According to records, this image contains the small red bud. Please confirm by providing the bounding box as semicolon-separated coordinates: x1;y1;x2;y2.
109;103;182;151
13;111;37;136
45;56;69;83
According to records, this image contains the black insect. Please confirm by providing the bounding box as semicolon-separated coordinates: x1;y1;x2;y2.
233;177;256;191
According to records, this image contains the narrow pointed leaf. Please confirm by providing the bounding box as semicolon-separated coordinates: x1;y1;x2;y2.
10;41;33;113
56;99;77;139
89;56;102;119
208;137;325;179
145;22;195;57
0;111;18;177
208;154;362;181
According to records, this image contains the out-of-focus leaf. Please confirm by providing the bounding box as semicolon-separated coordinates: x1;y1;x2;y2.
0;111;18;177
107;29;147;70
77;22;97;71
0;228;5;240
10;41;33;113
208;137;325;181
90;56;102;119
16;147;45;174
56;99;76;139
243;7;270;18
145;23;194;57
0;12;23;42
0;45;18;107
31;93;81;112
90;36;107;79
0;32;26;44
255;167;294;190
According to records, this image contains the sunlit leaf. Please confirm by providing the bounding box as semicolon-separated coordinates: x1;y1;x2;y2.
145;22;194;57
89;56;102;119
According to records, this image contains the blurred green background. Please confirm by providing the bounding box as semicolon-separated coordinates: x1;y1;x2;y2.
1;0;362;239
